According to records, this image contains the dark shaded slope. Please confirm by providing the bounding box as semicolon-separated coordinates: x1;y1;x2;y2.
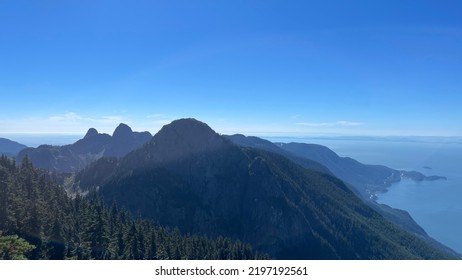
225;134;331;174
0;155;264;260
225;135;459;257
84;119;454;259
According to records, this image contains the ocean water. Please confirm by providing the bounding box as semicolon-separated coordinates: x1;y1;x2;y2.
267;136;462;254
373;141;462;255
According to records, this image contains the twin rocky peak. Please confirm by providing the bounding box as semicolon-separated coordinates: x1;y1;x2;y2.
17;122;153;172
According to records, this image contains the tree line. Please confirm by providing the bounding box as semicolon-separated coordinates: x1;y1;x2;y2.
0;155;266;260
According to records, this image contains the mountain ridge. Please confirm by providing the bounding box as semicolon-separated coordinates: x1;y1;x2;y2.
225;134;458;256
74;118;456;259
276;142;446;199
0;138;28;157
16;123;152;172
224;134;332;175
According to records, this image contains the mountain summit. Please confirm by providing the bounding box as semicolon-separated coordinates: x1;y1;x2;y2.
73;118;455;259
155;118;219;142
112;123;133;139
105;123;151;158
147;118;227;160
84;128;99;139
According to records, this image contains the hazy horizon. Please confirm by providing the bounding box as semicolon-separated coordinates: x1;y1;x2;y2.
3;128;462;148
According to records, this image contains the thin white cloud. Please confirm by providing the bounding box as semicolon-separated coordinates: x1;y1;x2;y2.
147;113;167;119
151;119;172;126
296;120;363;127
49;112;128;125
336;121;363;126
145;113;174;127
99;115;126;125
48;112;85;122
296;122;333;127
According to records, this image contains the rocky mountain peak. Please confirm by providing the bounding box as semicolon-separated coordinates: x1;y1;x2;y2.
112;123;133;139
84;128;99;139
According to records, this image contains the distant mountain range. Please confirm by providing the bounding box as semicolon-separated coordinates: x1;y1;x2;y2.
16;123;152;172
276;142;446;198
72;118;457;259
0;138;28;157
225;134;455;256
225;135;446;200
4;119;457;259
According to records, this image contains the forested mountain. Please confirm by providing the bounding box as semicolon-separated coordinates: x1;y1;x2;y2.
75;118;455;259
0;138;27;157
16;124;152;173
224;134;331;174
0;155;264;260
277;142;446;199
226;135;445;200
225;134;458;257
3;119;458;260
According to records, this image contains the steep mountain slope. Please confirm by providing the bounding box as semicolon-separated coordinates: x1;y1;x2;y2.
225;135;458;256
16;124;152;173
225;135;416;214
0;155;264;260
79;118;454;259
0;138;27;157
225;134;332;174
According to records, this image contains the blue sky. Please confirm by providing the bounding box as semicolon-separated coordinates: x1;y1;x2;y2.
1;0;461;137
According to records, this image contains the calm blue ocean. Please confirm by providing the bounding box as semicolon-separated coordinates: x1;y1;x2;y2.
267;136;462;254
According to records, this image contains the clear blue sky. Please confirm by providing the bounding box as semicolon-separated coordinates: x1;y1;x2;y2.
1;0;461;137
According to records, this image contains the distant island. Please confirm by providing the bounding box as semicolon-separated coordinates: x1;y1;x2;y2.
401;171;446;182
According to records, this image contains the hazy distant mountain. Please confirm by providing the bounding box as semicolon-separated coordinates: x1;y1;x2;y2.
276;142;446;200
226;135;445;200
269;141;457;256
0;138;28;157
224;134;458;254
75;118;455;259
16;124;152;173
